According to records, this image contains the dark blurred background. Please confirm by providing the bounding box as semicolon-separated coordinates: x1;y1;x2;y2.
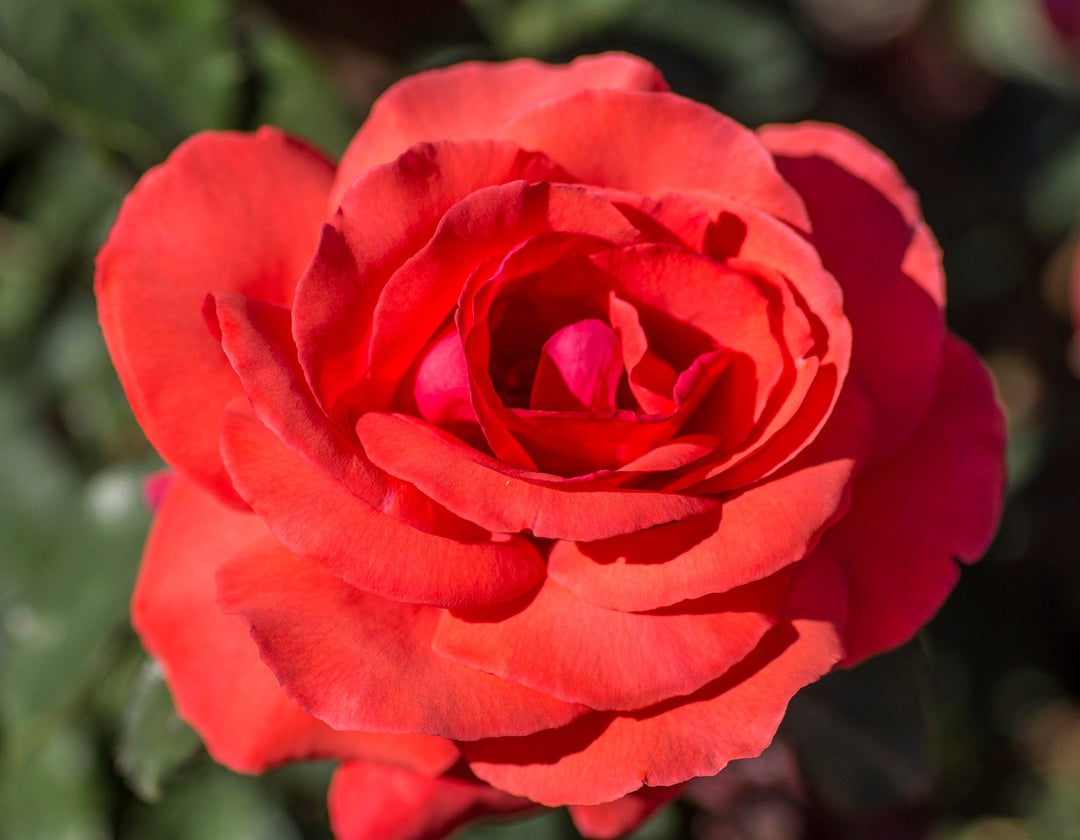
1;1;1078;838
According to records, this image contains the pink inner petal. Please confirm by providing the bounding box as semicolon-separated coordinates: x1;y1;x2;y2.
529;319;624;412
414;330;479;431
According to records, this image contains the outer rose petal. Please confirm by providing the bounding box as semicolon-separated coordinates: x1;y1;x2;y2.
501;89;810;231
463;557;846;806
760;121;946;462
134;476;458;775
95;128;333;506
211;293;463;535
432;575;779;710
329;763;534;840
330;52;667;209
569;785;684;840
216;539;588;741
547;383;873;610
221;400;546;609
817;336;1006;665
213;291;546;608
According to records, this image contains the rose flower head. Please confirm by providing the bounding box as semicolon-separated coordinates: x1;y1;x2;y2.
96;53;1006;839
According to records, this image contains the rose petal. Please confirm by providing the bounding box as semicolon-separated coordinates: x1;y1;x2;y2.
355;411;717;541
330;52;668;209
568;785;683;839
328;762;534;840
212;291;502;538
455;237;769;475
295;141;569;421
529;319;623;412
456;232;629;471
608;293;678;415
433;574;782;710
134;476;458;775
761;121;946;462
221;399;546;609
659;198;851;492
463;556;846;806
216;540;588;741
366;181;640;410
211;293;425;519
501;89;810;231
413;329;479;432
95;128;333;505
818;337;1006;665
591;244;785;413
547;382;873;610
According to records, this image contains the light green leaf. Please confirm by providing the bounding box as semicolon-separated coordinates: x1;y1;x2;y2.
0;0;240;163
246;14;356;159
116;658;202;802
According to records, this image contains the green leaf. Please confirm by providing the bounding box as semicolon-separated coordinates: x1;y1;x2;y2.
624;0;817;123
462;0;816;124
116;658;202;802
463;0;641;56
953;0;1080;95
121;764;303;840
1025;133;1080;237
0;463;150;736
0;0;240;164
783;645;933;809
0;724;110;840
245;14;356;160
459;808;577;839
0;139;126;346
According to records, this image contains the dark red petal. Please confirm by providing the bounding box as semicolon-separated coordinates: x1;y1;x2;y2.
548;383;873;610
355;411;717;540
295;141;569;420
501;89;810;231
568;785;683;839
95;128;333;505
221;400;546;609
761;122;946;462
216;540;588;741
433;575;780;710
330;53;668;210
463;557;846;806
819;337;1006;665
134;476;458;775
328;762;535;840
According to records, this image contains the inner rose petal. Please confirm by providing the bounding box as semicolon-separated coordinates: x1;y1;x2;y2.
414;329;479;430
529;319;624;412
608;293;678;415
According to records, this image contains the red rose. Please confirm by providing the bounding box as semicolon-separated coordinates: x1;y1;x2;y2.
96;53;1005;839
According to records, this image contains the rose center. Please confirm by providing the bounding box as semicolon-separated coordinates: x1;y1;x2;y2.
528;318;623;413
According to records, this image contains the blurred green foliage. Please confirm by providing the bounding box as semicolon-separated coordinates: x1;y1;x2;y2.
1;0;1079;838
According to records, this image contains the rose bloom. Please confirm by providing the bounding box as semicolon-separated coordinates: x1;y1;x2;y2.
96;54;1005;839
